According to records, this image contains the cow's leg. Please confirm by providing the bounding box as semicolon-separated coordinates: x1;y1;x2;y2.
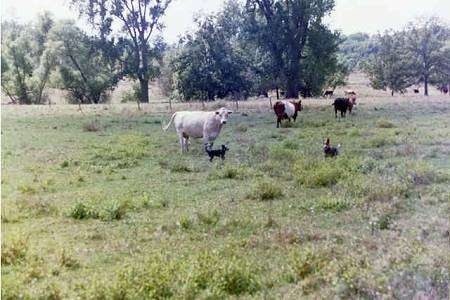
293;112;297;122
335;108;338;118
178;134;185;153
277;117;280;128
185;137;189;152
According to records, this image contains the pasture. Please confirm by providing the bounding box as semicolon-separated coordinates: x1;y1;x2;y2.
1;87;450;298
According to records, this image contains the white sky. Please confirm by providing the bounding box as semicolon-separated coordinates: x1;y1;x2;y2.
2;0;449;43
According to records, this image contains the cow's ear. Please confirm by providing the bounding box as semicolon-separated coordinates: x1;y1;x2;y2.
215;111;220;115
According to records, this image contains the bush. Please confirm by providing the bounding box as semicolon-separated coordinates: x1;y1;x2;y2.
295;158;346;188
187;251;260;296
315;196;351;212
112;258;174;299
197;210;220;226
1;237;28;265
289;248;330;281
69;202;91;220
249;180;283;201
82;120;101;132
376;118;396;128
100;199;127;221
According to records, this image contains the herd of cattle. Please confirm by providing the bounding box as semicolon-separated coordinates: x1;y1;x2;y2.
163;91;358;158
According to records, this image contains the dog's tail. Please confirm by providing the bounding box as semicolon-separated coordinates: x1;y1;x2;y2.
162;112;176;131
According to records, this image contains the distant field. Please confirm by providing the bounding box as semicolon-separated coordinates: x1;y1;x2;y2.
2;79;450;298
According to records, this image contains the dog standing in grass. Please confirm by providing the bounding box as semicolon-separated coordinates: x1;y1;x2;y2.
323;138;340;157
205;144;229;162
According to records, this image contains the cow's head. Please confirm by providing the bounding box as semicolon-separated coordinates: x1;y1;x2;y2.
215;107;233;124
292;100;302;112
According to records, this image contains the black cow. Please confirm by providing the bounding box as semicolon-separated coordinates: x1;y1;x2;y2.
332;98;353;118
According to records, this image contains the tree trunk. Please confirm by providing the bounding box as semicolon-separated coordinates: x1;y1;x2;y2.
391;90;394;96
276;86;280;100
285;75;299;99
424;76;429;96
139;78;149;103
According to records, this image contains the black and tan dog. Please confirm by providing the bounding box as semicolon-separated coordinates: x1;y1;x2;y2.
323;138;340;157
205;144;229;162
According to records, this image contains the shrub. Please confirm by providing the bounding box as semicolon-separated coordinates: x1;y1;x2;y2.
1;237;28;265
208;164;249;180
169;159;195;173
83;120;101;132
100;199;127;221
112;258;174;299
69;202;91;220
58;249;80;269
178;215;194;230
315;196;351;212
289;248;330;281
235;123;248;133
187;251;260;296
376;118;396;128
197;210;220;226
249;180;283;201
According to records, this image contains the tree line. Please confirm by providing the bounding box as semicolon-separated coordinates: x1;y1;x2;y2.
1;1;449;105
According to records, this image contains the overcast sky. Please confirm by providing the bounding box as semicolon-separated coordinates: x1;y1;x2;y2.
2;0;449;43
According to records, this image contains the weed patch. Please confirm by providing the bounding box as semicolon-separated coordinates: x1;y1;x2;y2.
248;179;283;201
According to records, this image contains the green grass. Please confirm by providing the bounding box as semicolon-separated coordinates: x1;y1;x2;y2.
2;95;450;299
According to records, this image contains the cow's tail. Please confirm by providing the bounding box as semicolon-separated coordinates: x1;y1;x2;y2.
162;112;176;132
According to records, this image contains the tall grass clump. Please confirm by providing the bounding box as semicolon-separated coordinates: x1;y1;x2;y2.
186;251;260;297
208;164;251;180
295;157;352;188
111;258;175;299
248;179;283;201
89;134;149;169
1;237;28;265
376;118;396;128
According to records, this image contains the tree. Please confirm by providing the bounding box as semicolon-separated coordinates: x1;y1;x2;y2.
338;33;376;70
405;18;450;96
172;5;251;101
245;0;335;98
1;15;57;104
299;23;347;97
48;21;121;104
69;0;171;103
362;31;415;95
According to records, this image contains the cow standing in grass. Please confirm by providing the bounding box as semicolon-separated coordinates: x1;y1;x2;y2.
163;107;232;153
273;100;302;128
332;98;353;118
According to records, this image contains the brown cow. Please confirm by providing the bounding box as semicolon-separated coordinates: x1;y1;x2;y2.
273;100;302;128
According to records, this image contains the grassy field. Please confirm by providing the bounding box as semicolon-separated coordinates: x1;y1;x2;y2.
2;83;450;298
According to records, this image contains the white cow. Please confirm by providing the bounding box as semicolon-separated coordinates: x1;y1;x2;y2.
162;107;232;153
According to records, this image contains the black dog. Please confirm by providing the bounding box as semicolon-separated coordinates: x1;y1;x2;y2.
323;138;340;157
205;144;229;162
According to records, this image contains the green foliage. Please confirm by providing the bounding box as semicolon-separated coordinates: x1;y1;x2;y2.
1;237;28;265
246;0;337;98
249;179;283;201
339;32;376;70
376;118;396;128
69;0;171;103
172;6;251;101
49;20;120;104
362;30;415;95
295;158;350;188
1;14;56;104
187;251;261;296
